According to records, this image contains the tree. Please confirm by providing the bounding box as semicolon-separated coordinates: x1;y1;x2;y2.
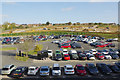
34;45;41;52
2;22;9;30
18;25;24;29
76;22;80;25
68;22;72;25
16;40;35;57
46;21;50;25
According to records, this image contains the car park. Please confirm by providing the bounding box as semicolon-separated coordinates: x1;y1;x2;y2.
69;50;79;60
11;66;28;78
74;64;86;76
52;64;61;76
64;65;75;75
96;63;112;75
85;63;99;75
27;66;39;75
83;50;91;55
40;66;50;76
2;64;16;75
63;54;70;60
90;49;97;55
115;62;120;68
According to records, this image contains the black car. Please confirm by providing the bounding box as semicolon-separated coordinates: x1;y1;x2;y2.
106;39;113;42
96;63;112;75
115;62;120;68
86;63;99;75
78;54;87;60
76;50;83;55
71;42;81;49
109;52;119;59
55;54;62;61
108;65;120;73
11;67;28;78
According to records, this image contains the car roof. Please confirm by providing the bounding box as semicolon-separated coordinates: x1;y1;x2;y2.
65;65;73;67
16;66;26;69
41;66;49;68
29;66;36;68
86;63;94;65
48;50;52;51
3;64;13;68
53;64;59;67
63;49;67;51
76;64;83;66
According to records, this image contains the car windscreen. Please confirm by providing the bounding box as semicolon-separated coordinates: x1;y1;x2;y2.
67;67;73;70
63;51;67;53
15;69;22;72
48;51;51;53
56;51;60;53
53;67;60;70
29;68;35;70
56;54;62;57
77;66;84;70
64;55;69;57
41;68;48;71
2;68;9;70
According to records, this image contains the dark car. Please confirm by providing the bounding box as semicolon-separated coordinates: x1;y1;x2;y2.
78;54;87;60
76;50;83;55
109;52;119;59
96;63;112;75
11;67;28;78
106;39;113;42
108;65;120;73
55;54;62;61
115;62;120;68
71;42;81;49
85;63;99;75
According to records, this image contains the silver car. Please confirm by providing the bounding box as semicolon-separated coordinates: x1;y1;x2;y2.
40;66;50;76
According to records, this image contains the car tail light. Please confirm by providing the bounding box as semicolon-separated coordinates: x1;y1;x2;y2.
72;71;74;72
66;71;68;72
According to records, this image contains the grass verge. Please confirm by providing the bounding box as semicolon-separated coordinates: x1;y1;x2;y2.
15;56;28;61
0;47;16;51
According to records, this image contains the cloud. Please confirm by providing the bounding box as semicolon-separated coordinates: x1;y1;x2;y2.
3;2;16;5
61;7;74;12
90;0;119;2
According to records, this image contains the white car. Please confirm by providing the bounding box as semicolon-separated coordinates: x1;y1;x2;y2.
103;53;112;59
2;64;16;75
87;54;95;60
48;50;53;57
52;64;61;76
27;66;39;75
52;40;59;44
90;49;98;55
64;65;75;75
62;49;68;55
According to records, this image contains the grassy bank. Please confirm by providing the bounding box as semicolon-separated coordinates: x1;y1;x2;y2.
0;31;119;39
15;56;28;61
0;47;16;51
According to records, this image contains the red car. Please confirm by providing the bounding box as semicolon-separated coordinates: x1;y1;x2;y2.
94;53;104;60
61;43;71;48
96;43;106;48
64;54;70;60
75;64;87;76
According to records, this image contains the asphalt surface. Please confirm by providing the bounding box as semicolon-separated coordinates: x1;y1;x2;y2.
1;38;120;79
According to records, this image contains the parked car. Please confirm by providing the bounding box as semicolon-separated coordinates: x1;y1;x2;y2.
87;54;95;60
55;50;61;55
52;40;59;44
69;50;79;60
115;62;120;68
55;54;62;61
71;42;81;49
94;53;104;60
63;54;70;60
62;49;68;55
90;49;97;55
12;66;28;78
47;50;53;57
74;64;86;76
60;43;71;48
2;64;16;75
109;52;119;59
76;50;83;55
27;66;39;75
85;63;99;75
108;65;120;73
96;63;112;74
64;65;75;75
40;66;50;76
52;64;61;76
78;53;87;60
